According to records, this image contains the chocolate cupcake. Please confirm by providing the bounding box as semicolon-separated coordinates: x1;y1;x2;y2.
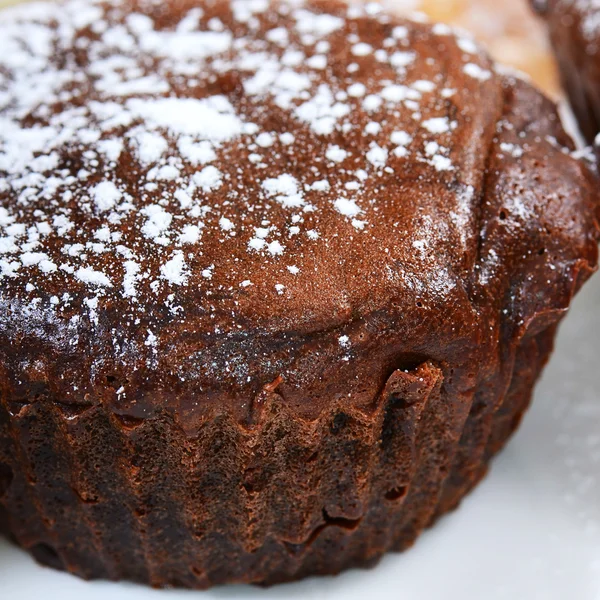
532;0;600;143
0;0;598;589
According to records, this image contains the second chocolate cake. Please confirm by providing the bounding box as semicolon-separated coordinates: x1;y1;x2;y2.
532;0;600;142
0;0;599;590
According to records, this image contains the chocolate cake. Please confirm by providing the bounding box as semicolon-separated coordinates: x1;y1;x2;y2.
532;0;600;142
0;0;598;589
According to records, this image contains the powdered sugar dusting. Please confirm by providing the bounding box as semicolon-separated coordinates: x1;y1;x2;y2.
0;0;500;361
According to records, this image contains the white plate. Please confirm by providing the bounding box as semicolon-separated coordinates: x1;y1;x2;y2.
2;274;600;600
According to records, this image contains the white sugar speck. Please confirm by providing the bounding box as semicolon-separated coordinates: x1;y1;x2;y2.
307;54;327;70
339;335;350;347
352;42;373;56
256;132;275;148
463;63;492;81
248;238;266;251
134;132;168;164
160;251;188;286
39;260;58;274
391;130;412;146
390;51;415;69
413;80;436;93
326;144;348;163
75;267;113;287
262;174;304;207
92;181;122;213
267;240;284;255
366;143;388;168
123;260;140;297
141;205;173;242
348;83;366;97
293;10;344;36
422;117;451;134
432;23;452;36
457;38;478;55
280;132;295;145
127;96;245;141
195;166;222;191
365;122;381;135
363;94;382;112
334;198;361;217
219;217;234;231
392;25;408;39
179;224;201;244
311;179;330;191
431;155;453;171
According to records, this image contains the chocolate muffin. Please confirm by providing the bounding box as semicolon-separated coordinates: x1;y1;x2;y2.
532;0;600;143
0;0;598;589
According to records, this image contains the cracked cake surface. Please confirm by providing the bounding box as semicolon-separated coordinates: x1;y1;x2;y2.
0;0;598;589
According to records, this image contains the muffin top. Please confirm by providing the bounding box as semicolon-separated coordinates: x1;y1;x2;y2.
0;0;597;416
0;0;498;323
